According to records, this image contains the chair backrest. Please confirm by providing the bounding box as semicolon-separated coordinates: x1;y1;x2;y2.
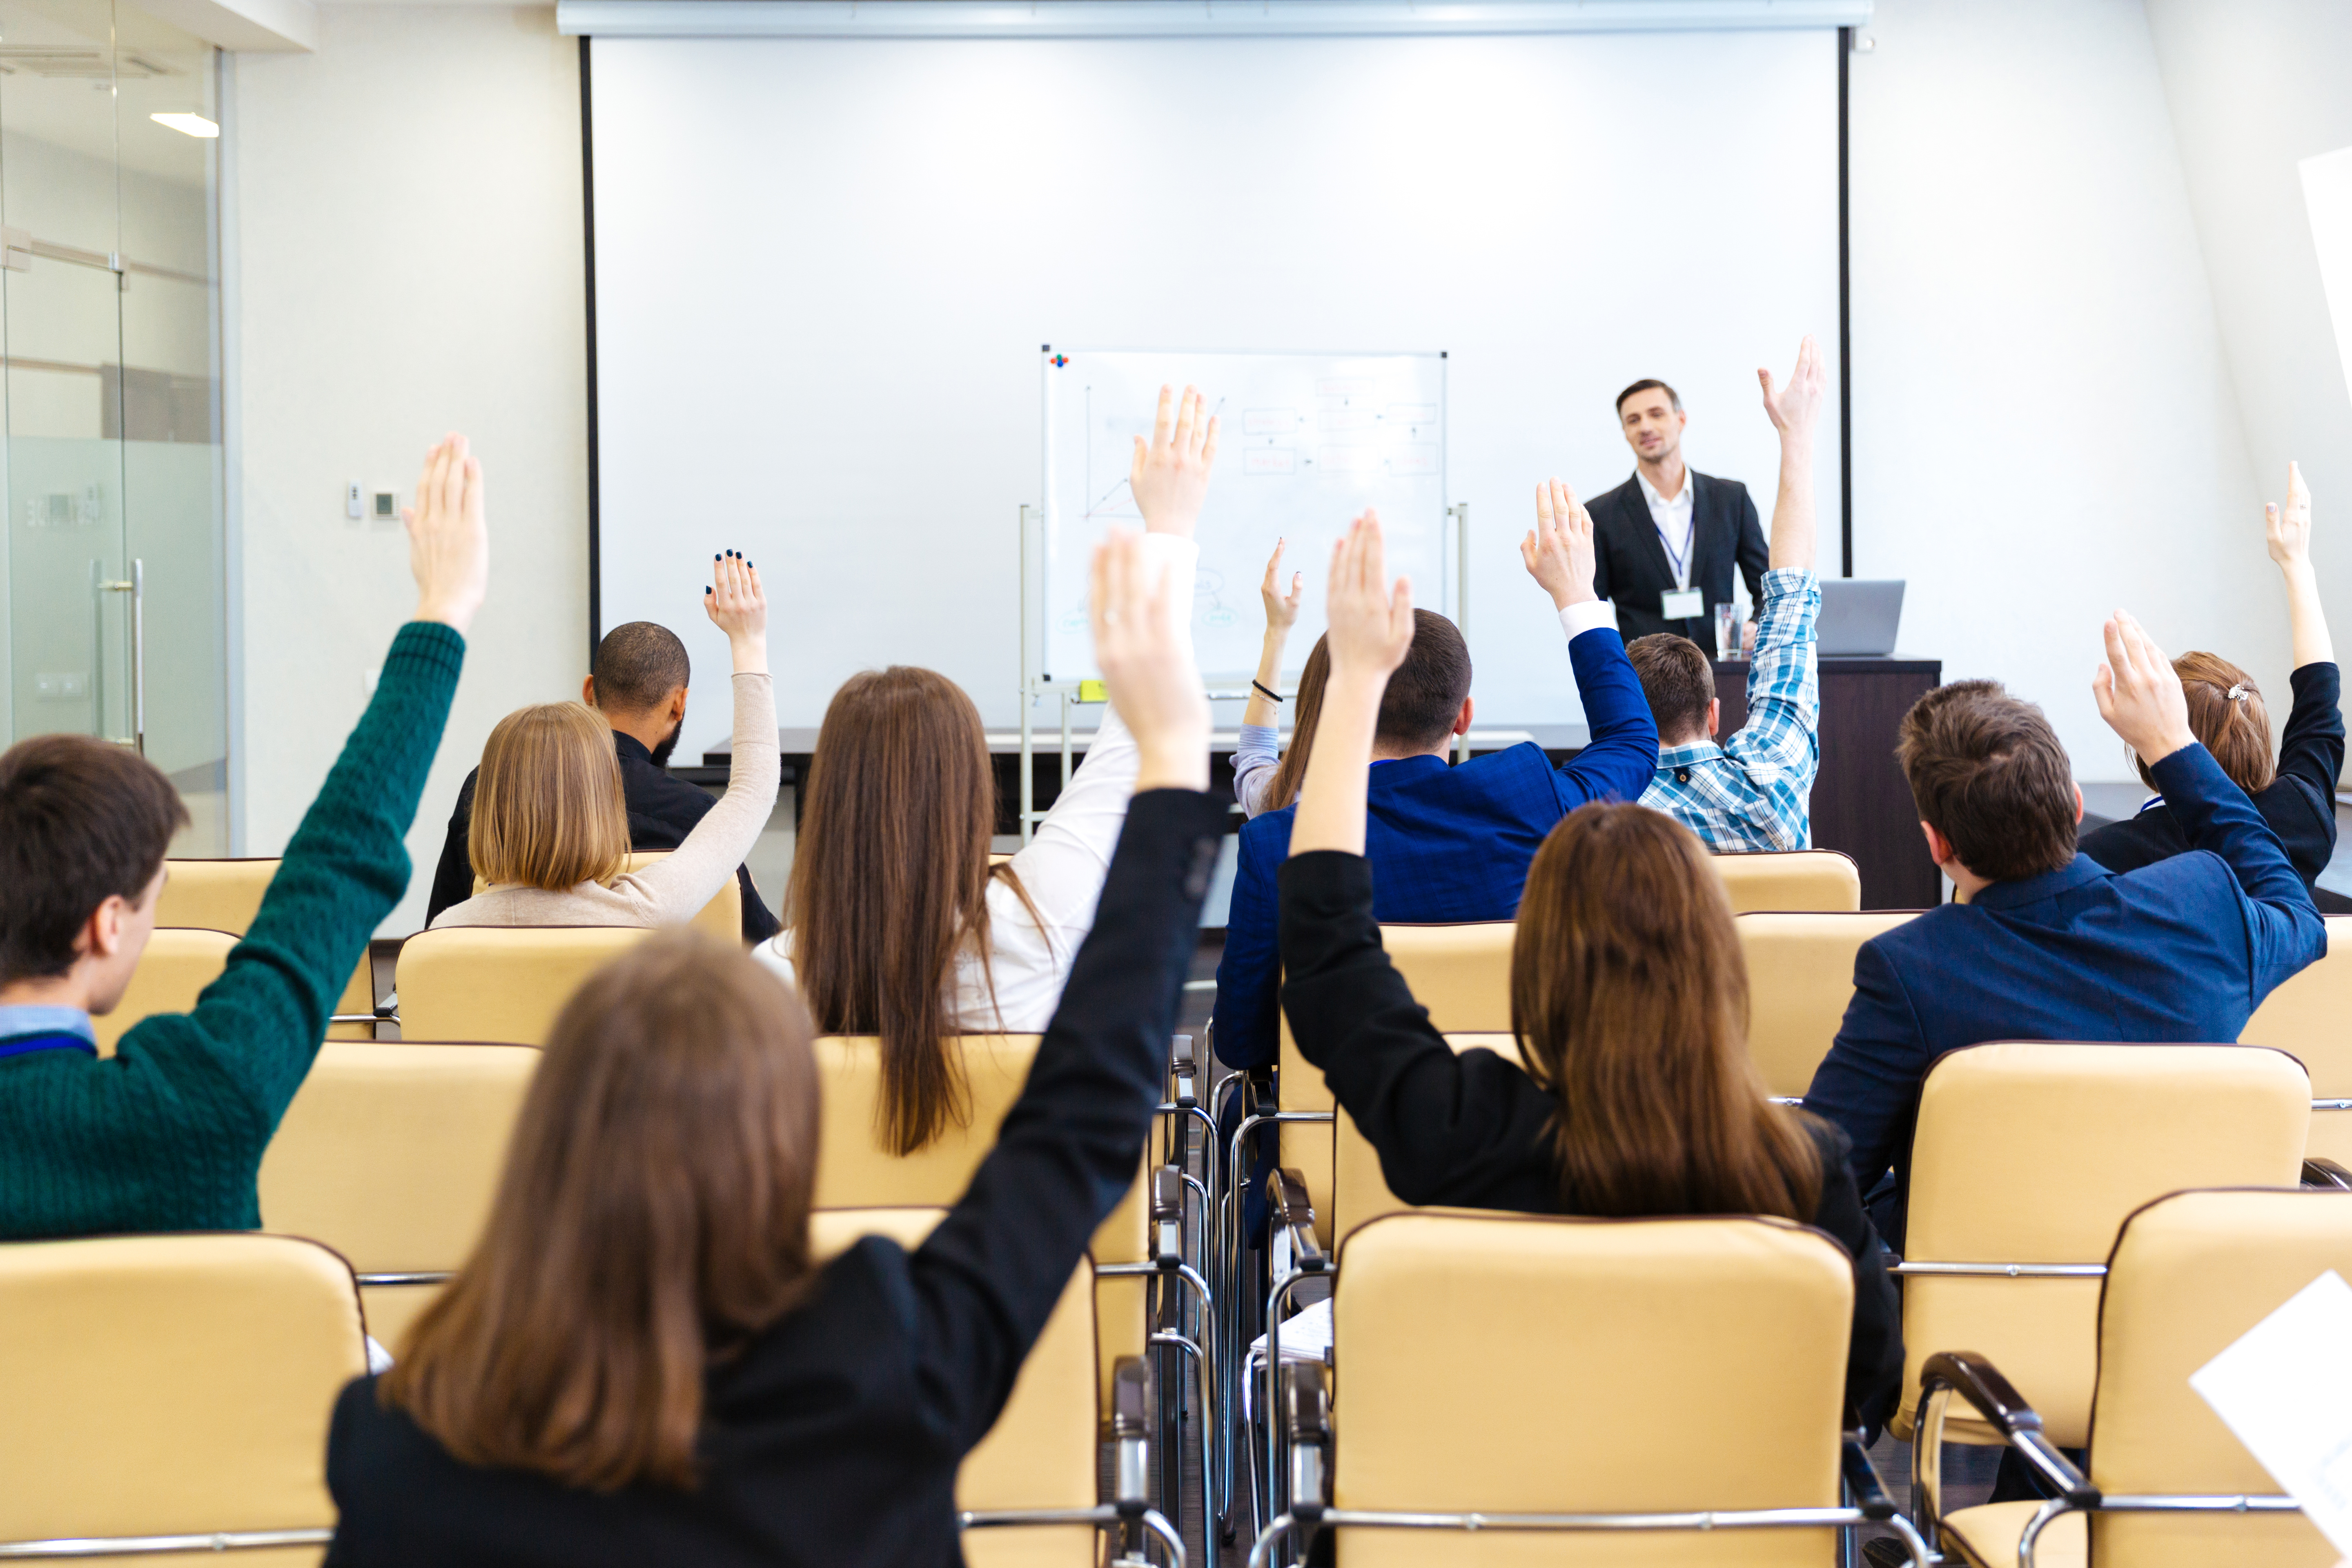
2085;1187;2350;1567
393;926;652;1045
94;927;238;1056
1273;922;1518;1252
1737;911;1920;1098
258;1042;540;1354
158;859;374;1038
1899;1042;2311;1447
813;1036;1150;1406
1334;1033;1529;1246
2241;913;2352;1165
1710;849;1862;913
810;1207;1096;1568
1331;1211;1851;1566
0;1232;365;1552
469;850;743;945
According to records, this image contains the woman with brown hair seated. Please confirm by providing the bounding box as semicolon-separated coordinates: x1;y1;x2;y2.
322;529;1226;1566
754;385;1214;1153
431;551;775;931
1274;510;1902;1427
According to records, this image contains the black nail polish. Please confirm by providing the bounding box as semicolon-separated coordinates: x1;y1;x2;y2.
714;553;721;561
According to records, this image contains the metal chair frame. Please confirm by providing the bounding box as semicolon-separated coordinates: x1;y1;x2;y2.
0;1529;334;1559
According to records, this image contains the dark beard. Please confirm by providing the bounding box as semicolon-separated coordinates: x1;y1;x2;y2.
648;721;682;771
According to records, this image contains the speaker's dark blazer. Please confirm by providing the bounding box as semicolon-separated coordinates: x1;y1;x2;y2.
1589;469;1769;643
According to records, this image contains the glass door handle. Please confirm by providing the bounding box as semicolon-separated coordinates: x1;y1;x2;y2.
98;560;145;757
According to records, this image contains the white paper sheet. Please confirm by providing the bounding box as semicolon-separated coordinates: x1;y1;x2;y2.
2189;1268;2352;1560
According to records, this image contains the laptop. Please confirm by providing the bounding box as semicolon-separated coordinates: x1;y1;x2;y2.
1816;579;1905;657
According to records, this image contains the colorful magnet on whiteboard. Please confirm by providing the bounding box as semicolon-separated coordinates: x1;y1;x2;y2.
1077;679;1107;703
1050;354;1069;368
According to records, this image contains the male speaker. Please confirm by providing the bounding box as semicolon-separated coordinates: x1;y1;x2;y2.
1589;377;1768;645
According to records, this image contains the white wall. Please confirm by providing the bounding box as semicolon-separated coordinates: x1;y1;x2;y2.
1849;0;2270;780
233;3;588;934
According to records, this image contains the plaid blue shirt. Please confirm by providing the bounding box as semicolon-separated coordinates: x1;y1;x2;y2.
1639;567;1820;851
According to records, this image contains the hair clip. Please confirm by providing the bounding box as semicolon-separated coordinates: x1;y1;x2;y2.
2225;683;2250;702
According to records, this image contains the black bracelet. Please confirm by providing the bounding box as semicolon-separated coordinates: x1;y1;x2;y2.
1252;679;1284;704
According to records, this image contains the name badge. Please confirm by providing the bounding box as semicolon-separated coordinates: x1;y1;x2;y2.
1660;587;1704;620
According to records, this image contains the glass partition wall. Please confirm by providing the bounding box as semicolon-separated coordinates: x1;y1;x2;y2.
0;0;227;850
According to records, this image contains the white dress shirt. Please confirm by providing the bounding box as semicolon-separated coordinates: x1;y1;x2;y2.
1636;465;1699;590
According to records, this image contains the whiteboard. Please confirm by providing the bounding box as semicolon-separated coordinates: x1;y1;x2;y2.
1041;348;1448;683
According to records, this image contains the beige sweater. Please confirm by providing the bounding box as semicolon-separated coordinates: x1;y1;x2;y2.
430;671;778;930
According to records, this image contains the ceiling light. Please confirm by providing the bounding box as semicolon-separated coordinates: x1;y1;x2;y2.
150;112;217;138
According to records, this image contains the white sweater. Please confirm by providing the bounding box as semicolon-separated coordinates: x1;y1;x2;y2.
755;533;1198;1033
430;671;779;931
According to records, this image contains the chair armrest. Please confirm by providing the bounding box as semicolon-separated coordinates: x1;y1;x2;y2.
1111;1356;1152;1511
1281;1360;1331;1523
1920;1352;2096;1506
1151;1165;1185;1265
1841;1432;1899;1521
1168;1033;1197;1109
2303;1157;2352;1189
1269;1166;1326;1274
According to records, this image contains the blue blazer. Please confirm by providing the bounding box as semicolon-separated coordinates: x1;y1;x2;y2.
1803;742;2324;1250
1212;624;1658;1070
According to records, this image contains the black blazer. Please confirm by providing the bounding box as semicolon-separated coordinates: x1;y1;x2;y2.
2080;662;2343;894
1588;469;1768;643
426;730;780;944
323;789;1230;1568
1278;849;1903;1427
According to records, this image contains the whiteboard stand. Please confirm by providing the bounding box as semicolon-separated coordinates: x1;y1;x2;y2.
1016;498;1475;845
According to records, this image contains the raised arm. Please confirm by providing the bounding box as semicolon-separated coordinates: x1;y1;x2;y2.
1727;339;1827;800
906;528;1221;1452
2269;461;2333;671
1234;538;1303;816
1521;480;1657;808
1760;336;1823;573
610;553;777;919
2096;609;2323;991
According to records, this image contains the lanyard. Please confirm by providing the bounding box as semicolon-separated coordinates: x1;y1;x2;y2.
0;1032;98;1062
1659;517;1695;588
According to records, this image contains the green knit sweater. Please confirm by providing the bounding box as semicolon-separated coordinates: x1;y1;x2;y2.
0;621;464;1240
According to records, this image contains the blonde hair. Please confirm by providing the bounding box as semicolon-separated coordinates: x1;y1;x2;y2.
470;703;630;891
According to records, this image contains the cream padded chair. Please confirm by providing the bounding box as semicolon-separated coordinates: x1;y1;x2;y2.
1272;1210;1909;1566
1738;911;1920;1099
393;926;652;1045
94;927;238;1056
2242;913;2352;1166
1711;848;1862;913
467;849;743;945
812;1036;1153;1408
1925;1187;2349;1568
1272;922;1516;1252
1332;1033;1527;1246
1894;1042;2310;1449
0;1232;366;1565
810;1208;1097;1568
158;858;375;1039
258;1042;539;1353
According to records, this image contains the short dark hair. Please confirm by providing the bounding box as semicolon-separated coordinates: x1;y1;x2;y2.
1616;378;1683;416
1894;681;2077;884
1626;634;1716;744
590;622;690;715
0;735;188;984
1376;610;1473;754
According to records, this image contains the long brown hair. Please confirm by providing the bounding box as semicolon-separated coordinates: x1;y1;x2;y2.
1263;635;1331;813
784;667;1049;1154
471;703;630;891
2132;652;2275;797
1510;803;1821;1221
381;933;821;1491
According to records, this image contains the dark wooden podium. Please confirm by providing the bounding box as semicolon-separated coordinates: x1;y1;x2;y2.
1711;656;1943;910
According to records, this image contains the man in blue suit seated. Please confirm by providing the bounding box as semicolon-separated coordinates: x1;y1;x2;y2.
1804;612;2325;1253
1213;482;1659;1074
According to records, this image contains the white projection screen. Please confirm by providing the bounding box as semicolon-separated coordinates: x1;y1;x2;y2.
586;24;1843;747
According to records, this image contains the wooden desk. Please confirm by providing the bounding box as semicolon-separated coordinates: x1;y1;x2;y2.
1711;655;1943;910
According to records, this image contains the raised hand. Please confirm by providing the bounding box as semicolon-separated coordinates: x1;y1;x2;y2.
1091;530;1210;791
703;549;769;673
1759;334;1826;441
2093;610;2195;765
404;433;490;633
2267;460;2314;568
1259;538;1304;635
1129;384;1220;539
1325;510;1415;682
1521;479;1597;610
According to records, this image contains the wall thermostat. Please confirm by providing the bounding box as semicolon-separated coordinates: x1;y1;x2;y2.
372;489;399;523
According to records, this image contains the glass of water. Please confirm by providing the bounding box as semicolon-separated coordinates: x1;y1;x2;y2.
1714;601;1741;661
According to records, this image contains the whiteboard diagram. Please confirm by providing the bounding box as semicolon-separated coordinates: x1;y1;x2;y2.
1040;348;1450;682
